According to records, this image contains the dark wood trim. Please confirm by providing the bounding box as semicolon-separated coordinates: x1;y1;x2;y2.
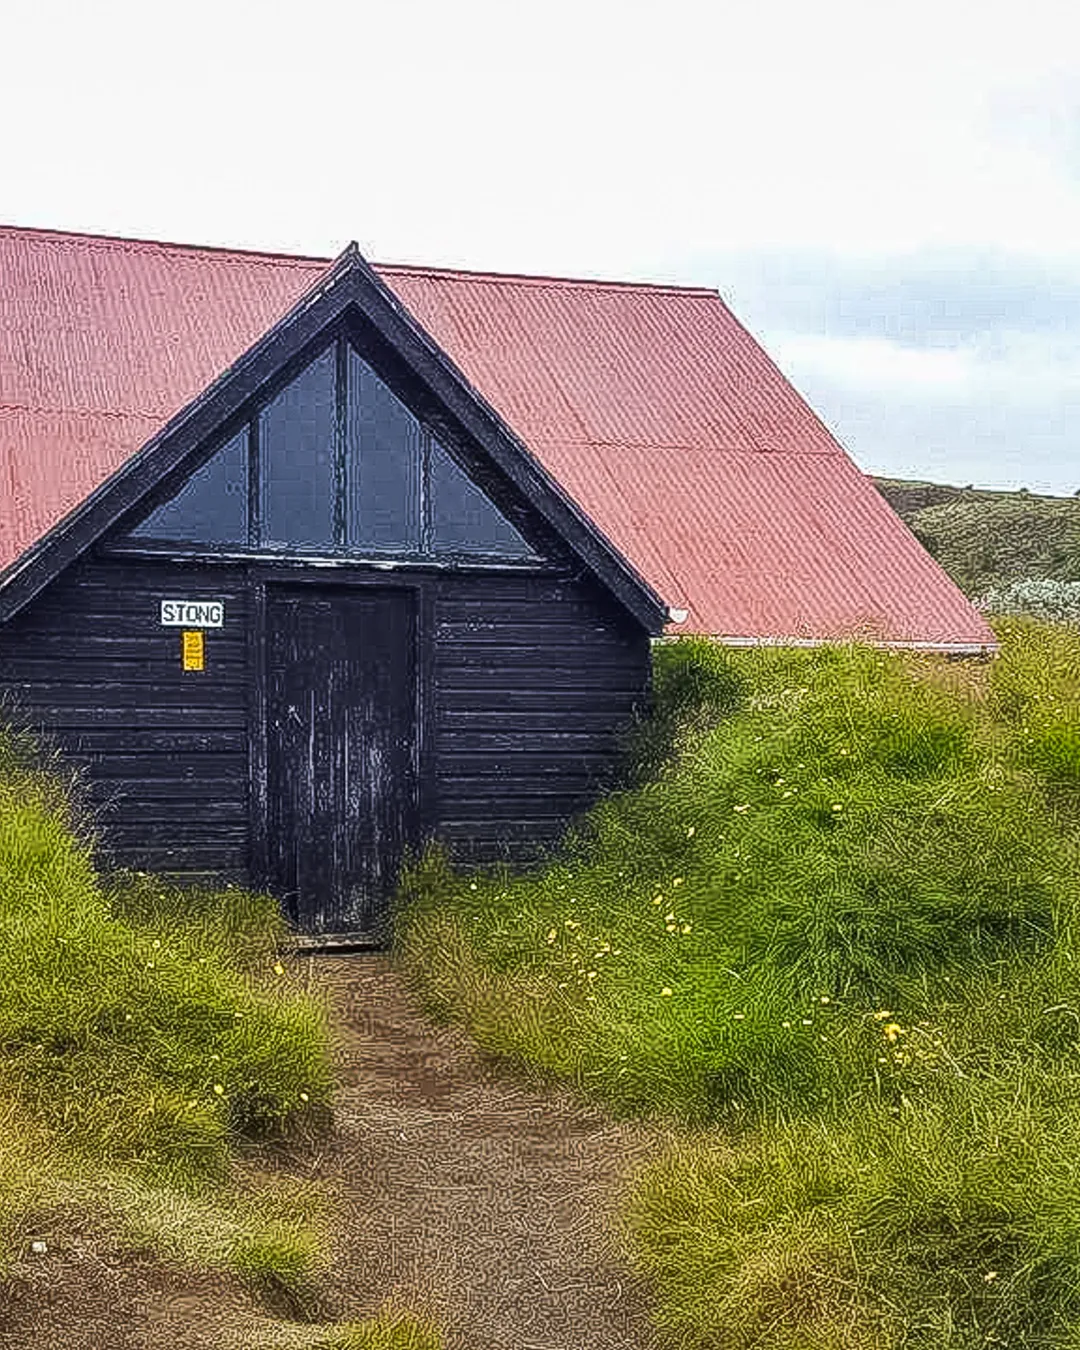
333;336;348;548
249;406;261;548
419;429;434;556
0;247;665;634
336;263;667;631
99;541;562;575
247;571;269;889
249;566;429;598
416;578;437;842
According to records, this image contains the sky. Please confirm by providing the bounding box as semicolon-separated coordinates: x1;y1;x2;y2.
4;0;1080;495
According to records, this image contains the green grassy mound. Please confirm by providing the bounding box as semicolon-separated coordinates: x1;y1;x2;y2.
0;733;333;1284
394;618;1080;1348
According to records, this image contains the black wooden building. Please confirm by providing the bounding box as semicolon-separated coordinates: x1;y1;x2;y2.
0;246;666;940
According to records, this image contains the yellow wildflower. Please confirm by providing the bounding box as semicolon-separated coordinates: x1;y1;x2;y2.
273;962;285;976
661;987;673;997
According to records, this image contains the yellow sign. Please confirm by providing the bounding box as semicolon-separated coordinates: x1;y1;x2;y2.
182;630;204;672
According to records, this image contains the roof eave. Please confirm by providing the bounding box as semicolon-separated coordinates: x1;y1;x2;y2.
672;633;1001;655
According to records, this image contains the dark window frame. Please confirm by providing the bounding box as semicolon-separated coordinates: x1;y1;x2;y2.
126;332;539;565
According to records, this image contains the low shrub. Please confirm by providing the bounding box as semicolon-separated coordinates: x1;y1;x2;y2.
979;577;1080;625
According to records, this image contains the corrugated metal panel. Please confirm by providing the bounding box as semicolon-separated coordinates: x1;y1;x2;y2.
537;444;992;643
0;225;997;647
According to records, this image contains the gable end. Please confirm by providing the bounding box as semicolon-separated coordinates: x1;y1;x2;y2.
0;246;667;633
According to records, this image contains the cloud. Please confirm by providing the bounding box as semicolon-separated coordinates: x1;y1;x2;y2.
799;369;1080;496
2;0;1079;493
709;247;1080;348
686;246;1080;494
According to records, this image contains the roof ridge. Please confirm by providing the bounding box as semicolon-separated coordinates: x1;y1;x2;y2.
0;223;721;295
0;222;332;269
376;261;720;297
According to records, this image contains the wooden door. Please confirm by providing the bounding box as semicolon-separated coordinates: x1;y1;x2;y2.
265;587;417;937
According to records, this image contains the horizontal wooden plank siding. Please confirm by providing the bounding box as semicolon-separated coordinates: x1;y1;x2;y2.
0;554;651;899
0;555;250;873
432;573;650;863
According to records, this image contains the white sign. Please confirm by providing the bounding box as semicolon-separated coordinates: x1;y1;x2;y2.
160;599;225;628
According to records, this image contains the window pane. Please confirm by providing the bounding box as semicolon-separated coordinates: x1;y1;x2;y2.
430;441;534;557
347;349;421;551
260;346;337;549
130;427;248;545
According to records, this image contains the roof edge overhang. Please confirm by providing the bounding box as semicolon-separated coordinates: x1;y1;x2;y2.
0;243;669;634
661;632;1000;655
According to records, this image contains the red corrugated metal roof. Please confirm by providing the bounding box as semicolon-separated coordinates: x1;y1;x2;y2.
0;224;996;648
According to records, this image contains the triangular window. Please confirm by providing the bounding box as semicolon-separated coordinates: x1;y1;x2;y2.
126;339;538;562
430;441;533;556
130;427;248;545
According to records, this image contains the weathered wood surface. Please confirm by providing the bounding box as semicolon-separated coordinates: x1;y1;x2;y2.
0;555;650;928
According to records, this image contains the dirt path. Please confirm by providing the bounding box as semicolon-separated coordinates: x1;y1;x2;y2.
0;955;673;1349
295;954;671;1350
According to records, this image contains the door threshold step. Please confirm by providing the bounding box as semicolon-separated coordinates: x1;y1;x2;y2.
289;931;387;954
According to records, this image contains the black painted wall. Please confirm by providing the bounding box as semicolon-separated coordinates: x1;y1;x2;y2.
0;550;650;909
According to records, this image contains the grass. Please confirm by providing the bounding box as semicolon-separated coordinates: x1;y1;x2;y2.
394;617;1080;1348
306;1308;444;1349
0;730;334;1292
0;733;451;1346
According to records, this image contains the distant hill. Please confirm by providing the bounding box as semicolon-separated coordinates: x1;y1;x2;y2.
871;477;1080;623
